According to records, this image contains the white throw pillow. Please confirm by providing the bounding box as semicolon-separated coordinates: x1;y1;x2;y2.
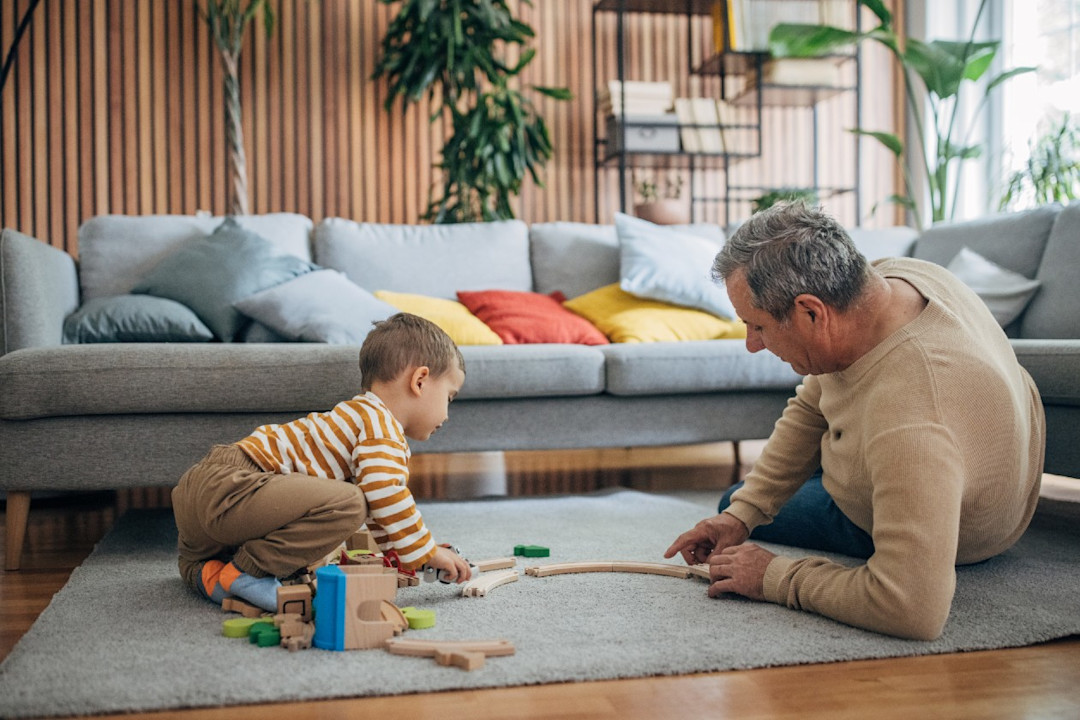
233;269;397;344
946;246;1041;327
615;213;736;320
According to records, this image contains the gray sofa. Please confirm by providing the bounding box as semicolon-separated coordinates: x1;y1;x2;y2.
2;204;1078;570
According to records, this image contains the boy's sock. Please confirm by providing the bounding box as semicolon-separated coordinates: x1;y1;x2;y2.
200;560;281;612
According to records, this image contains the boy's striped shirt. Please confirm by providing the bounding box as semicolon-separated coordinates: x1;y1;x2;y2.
235;391;436;569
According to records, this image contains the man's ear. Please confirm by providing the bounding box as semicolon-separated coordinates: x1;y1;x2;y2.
794;294;829;328
409;366;430;397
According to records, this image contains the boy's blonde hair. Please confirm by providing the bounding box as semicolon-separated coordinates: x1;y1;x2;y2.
359;313;465;391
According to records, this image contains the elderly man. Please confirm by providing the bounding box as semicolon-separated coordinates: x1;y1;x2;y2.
666;202;1045;640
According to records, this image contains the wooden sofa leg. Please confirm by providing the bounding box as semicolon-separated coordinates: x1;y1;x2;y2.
5;491;31;571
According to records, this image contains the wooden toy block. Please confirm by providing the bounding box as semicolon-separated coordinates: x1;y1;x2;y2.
347;528;381;553
462;569;519;597
472;556;517;572
435;649;485;671
222;597;267;618
282;622;315;652
397;572;420;587
276;585;313;621
312;564;402;651
513;544;550;557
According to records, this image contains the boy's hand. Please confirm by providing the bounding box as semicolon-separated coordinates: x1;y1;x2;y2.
425;546;472;583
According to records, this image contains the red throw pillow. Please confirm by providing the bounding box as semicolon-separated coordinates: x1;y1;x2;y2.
456;289;609;345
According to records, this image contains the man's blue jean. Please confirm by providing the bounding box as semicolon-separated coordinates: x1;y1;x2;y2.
718;472;875;559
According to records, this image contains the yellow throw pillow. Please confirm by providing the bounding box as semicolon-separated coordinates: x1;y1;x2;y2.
373;290;503;346
564;284;746;343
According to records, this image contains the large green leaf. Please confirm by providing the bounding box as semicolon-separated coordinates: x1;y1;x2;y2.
987;66;1037;94
850;128;903;157
905;39;998;98
768;23;858;58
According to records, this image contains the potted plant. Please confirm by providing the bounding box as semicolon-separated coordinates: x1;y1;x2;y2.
372;0;572;223
999;112;1080;211
633;172;688;225
751;187;819;214
769;0;1035;229
200;0;276;216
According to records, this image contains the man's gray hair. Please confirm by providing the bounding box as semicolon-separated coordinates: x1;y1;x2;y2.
712;201;871;322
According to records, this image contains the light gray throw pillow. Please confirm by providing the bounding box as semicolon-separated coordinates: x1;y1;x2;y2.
63;295;214;343
946;246;1041;327
233;269;397;345
615;213;736;319
131;217;316;341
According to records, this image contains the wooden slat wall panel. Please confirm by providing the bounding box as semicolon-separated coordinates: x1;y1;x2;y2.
0;0;900;255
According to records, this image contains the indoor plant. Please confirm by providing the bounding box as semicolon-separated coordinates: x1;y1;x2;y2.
998;112;1080;211
768;0;1034;229
373;0;572;223
200;0;276;216
633;172;687;225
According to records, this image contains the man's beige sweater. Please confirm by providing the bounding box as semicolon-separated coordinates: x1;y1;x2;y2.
724;257;1045;640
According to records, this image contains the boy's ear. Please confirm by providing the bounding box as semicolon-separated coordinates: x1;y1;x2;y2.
408;366;430;397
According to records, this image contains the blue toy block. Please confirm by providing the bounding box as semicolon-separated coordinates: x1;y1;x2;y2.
313;565;346;651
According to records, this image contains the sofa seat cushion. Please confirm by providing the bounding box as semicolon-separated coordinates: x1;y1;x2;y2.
315;218;532;299
602;341;803;396
1011;340;1080;406
0;345;364;420
455;345;605;399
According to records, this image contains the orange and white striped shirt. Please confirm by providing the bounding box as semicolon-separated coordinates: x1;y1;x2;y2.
235;391;436;569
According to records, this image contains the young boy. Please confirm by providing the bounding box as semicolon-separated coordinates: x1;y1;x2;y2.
172;313;471;611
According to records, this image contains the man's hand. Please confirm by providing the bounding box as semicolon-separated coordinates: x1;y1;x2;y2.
707;543;775;601
664;513;749;565
425;546;472;583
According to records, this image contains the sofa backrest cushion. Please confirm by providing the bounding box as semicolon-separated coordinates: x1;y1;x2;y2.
314;218;531;299
78;214;313;301
1021;201;1080;339
911;205;1059;278
529;221;724;300
847;226;919;261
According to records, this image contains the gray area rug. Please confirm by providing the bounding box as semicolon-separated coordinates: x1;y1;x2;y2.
2;489;1078;718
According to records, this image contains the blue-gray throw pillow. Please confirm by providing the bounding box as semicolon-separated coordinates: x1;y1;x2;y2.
62;295;215;343
615;213;736;319
131;217;316;341
233;269;396;344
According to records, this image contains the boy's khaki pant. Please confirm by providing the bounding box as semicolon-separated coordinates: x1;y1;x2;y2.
172;444;367;594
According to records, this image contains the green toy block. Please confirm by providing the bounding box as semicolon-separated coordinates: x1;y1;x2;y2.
399;606;436;630
248;621;280;647
513;544;550;557
222;617;264;638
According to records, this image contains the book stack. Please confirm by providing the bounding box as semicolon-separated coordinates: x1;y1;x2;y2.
714;0;851;53
748;57;843;87
598;81;674;116
673;98;726;154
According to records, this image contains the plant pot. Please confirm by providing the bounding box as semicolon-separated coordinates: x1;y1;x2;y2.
634;199;689;225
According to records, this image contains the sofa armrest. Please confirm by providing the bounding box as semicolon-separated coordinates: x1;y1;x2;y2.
0;228;79;356
1010;339;1080;406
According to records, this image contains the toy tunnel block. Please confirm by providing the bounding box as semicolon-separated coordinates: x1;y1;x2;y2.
276;585;313;622
313;564;401;651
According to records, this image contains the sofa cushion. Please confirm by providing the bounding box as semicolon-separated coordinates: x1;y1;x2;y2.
0;344;365;420
78;213;313;301
455;345;605;399
615;213;735;319
847;226;919;261
564;284;744;343
1021;202;1080;339
529;220;724;300
911;205;1059;279
373;290;503;346
63;296;214;344
602;340;804;396
946;247;1042;327
456;289;609;345
131;218;316;341
234;269;396;345
314;218;532;299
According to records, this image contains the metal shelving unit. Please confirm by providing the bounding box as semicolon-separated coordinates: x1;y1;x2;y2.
592;0;862;226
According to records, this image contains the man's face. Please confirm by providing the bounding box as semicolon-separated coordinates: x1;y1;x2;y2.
726;270;816;375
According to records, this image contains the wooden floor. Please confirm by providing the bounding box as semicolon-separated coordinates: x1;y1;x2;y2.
3;442;1079;720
